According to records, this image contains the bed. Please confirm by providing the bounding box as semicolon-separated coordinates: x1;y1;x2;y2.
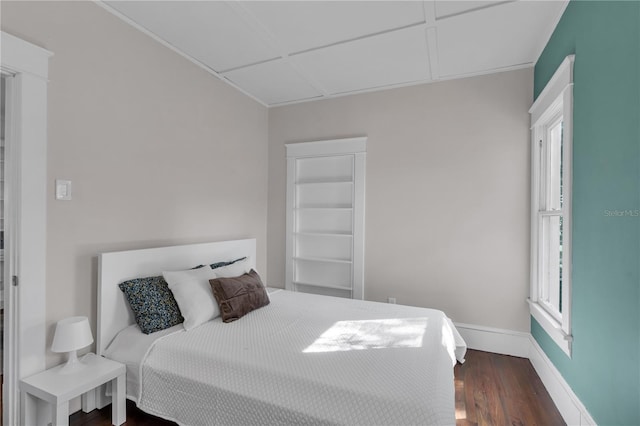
97;238;467;425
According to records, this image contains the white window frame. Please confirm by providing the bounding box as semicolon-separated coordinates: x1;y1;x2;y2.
529;55;574;357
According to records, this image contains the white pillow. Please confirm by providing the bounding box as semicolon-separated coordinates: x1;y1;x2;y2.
163;266;219;330
212;257;252;278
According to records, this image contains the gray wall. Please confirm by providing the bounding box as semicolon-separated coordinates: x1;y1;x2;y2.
1;1;269;366
268;69;533;331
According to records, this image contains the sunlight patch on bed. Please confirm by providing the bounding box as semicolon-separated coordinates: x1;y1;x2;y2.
303;318;429;353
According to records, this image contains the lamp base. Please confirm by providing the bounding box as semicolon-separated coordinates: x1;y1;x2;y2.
58;350;88;375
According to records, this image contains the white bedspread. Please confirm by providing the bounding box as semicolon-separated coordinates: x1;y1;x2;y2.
104;323;183;401
135;290;466;426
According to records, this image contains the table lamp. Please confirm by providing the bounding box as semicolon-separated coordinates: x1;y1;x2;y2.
51;316;94;374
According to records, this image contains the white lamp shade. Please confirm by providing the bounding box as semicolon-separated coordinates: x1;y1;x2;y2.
51;316;94;353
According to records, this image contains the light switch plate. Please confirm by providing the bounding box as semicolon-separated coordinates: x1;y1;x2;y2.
55;179;72;201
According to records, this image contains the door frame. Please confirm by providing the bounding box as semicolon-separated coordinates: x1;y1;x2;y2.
1;31;52;426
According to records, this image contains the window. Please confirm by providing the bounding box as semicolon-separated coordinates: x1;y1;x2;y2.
529;55;574;357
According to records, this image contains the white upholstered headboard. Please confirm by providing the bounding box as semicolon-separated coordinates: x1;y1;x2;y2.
97;239;256;356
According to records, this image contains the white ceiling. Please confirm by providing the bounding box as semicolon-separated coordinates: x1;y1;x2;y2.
102;0;568;107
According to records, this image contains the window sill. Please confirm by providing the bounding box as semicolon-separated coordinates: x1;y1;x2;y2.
528;299;572;357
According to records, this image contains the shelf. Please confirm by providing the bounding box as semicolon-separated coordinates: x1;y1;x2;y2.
295;179;353;186
294;256;352;265
295;232;352;237
295;206;353;211
294;281;352;292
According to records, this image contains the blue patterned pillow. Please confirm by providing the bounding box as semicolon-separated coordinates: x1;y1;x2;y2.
210;256;247;269
119;276;184;334
191;257;246;270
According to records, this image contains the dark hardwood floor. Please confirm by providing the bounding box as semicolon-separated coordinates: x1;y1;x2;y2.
454;350;564;426
70;400;174;426
69;350;565;426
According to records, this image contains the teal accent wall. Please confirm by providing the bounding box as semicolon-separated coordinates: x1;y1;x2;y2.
533;1;640;425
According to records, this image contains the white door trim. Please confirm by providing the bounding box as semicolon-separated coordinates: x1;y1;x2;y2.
1;31;52;426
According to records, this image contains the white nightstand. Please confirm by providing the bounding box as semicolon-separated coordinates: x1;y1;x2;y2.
19;354;126;426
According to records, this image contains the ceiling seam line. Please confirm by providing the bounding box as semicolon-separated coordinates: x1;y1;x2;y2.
436;0;517;22
288;21;429;58
219;57;282;75
423;1;439;80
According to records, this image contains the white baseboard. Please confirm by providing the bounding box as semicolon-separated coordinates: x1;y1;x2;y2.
454;322;531;358
528;336;597;426
453;322;596;426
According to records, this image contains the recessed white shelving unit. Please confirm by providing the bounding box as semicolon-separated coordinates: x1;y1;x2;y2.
285;137;366;299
